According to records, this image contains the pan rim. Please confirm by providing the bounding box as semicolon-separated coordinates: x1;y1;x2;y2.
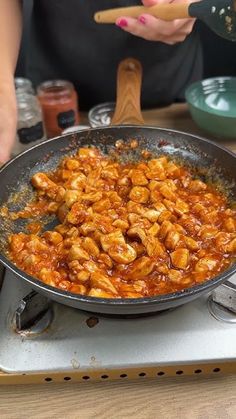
0;125;235;306
0;125;235;176
0;254;235;306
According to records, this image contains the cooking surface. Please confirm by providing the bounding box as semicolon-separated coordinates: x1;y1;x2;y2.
0;269;235;374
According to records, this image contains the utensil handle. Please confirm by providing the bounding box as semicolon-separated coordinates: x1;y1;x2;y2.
111;58;144;126
94;4;190;24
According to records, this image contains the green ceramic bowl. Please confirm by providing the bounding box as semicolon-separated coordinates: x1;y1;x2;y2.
185;77;236;139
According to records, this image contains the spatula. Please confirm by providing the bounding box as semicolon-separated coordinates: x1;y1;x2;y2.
94;0;236;42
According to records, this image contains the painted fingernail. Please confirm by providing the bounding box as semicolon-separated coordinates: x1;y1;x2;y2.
116;19;128;28
139;16;146;24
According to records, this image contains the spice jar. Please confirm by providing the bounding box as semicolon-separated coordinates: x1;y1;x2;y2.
37;80;79;138
14;92;45;156
15;77;34;94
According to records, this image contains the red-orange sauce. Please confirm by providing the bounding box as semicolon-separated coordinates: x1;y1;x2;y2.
7;147;236;299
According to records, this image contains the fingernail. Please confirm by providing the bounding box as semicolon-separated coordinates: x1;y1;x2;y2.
139;16;146;24
116;19;128;28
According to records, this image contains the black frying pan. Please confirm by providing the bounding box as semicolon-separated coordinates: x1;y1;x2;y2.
0;59;235;315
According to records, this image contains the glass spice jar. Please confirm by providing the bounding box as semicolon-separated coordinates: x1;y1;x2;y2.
14;92;45;156
37;80;79;138
15;77;34;94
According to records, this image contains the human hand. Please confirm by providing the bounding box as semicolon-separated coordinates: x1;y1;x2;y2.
116;0;198;45
0;83;17;164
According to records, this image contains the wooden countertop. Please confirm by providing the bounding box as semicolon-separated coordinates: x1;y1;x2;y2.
1;104;236;419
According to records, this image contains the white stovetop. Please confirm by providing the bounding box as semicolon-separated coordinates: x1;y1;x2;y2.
0;270;236;374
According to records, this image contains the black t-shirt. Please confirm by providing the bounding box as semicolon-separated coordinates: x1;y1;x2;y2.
26;0;203;110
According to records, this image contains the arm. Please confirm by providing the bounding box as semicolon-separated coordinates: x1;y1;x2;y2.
0;0;23;163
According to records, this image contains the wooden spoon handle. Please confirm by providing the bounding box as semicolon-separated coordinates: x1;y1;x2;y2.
94;4;190;24
111;58;144;126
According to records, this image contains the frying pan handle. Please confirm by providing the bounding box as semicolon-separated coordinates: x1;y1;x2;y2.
111;58;144;126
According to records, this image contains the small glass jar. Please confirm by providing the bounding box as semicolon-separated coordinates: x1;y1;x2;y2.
88;102;115;128
14;92;45;156
37;80;80;138
15;77;34;94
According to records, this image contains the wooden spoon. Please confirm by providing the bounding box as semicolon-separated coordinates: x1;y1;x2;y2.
94;0;236;42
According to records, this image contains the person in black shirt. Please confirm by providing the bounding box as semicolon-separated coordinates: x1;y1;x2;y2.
0;0;202;162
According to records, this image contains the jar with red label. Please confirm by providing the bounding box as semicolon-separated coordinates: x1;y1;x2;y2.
37;80;79;138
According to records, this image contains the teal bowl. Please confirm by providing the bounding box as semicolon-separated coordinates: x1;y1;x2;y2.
185;77;236;139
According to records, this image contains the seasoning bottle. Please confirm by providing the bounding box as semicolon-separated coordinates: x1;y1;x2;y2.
15;77;34;94
14;92;45;156
37;80;79;138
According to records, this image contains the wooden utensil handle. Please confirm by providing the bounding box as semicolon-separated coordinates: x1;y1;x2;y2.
111;58;144;126
94;4;190;24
